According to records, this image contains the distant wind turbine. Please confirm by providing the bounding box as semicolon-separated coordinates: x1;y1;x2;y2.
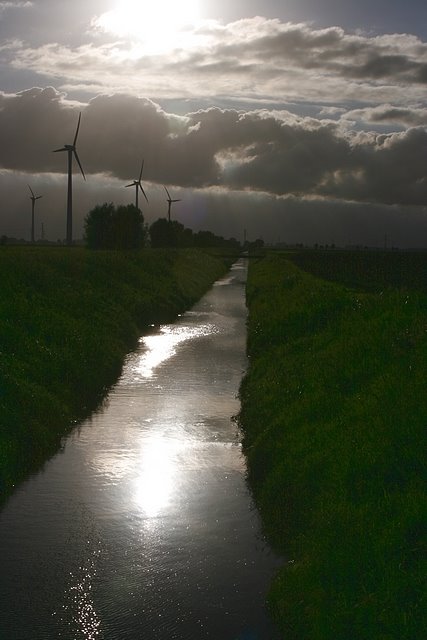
164;186;181;222
28;184;42;243
53;112;86;246
126;160;148;211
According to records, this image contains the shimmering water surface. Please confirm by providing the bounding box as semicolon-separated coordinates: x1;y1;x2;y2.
0;261;282;639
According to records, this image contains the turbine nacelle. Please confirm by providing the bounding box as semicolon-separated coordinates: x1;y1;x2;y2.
164;186;181;222
125;159;149;206
28;185;42;201
164;185;181;204
52;112;86;181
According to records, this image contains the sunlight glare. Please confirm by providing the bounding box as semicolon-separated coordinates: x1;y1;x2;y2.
134;435;182;517
94;0;202;53
135;323;214;379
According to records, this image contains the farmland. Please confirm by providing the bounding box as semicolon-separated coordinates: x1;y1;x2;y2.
239;250;427;639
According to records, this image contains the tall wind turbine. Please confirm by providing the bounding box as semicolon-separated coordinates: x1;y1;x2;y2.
164;186;181;222
125;160;148;211
28;184;42;243
53;112;86;246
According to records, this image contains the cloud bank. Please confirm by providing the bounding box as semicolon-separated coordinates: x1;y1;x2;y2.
0;87;426;208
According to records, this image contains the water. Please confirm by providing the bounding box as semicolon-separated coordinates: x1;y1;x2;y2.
0;260;282;640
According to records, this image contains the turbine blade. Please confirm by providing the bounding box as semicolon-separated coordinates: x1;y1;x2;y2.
53;147;67;152
73;112;82;146
28;184;35;198
125;183;134;188
74;149;86;180
172;199;181;203
139;159;144;181
36;195;43;200
164;185;171;199
139;184;149;203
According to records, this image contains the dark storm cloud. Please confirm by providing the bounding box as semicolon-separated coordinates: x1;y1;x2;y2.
319;128;427;206
1;88;427;208
0;87;78;172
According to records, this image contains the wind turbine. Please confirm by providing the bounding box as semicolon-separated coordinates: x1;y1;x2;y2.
125;160;148;211
164;186;181;222
28;184;42;243
53;112;86;246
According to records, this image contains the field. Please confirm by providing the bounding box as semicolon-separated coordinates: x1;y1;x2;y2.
239;250;427;640
0;246;235;502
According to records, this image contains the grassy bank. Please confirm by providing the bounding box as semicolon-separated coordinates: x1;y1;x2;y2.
239;251;426;639
0;246;236;502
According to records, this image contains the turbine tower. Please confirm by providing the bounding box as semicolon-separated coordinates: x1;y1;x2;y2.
53;112;86;246
164;186;181;222
28;184;42;244
126;159;148;211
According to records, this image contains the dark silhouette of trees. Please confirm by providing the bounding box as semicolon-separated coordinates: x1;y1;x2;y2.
84;203;114;249
149;218;196;248
246;238;264;251
85;204;240;251
149;218;187;248
149;218;241;249
194;230;240;249
112;204;147;249
84;203;146;249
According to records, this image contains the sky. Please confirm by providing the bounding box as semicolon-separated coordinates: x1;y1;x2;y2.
1;0;427;247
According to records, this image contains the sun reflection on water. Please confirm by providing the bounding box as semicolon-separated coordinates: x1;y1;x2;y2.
135;323;215;379
133;435;184;517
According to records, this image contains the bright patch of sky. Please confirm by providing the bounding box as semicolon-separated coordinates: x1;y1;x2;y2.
0;0;427;247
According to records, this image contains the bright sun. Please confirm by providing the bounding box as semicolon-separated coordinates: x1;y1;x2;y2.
95;0;202;52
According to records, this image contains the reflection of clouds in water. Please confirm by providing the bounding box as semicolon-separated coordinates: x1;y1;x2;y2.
133;323;217;379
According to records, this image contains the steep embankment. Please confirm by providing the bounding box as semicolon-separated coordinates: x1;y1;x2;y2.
0;247;235;501
239;252;426;640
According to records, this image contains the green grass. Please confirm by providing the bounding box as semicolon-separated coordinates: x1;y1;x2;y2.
289;249;427;293
0;246;236;502
239;251;427;640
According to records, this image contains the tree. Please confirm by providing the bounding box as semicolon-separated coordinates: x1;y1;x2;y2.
194;230;221;247
111;204;146;249
84;202;114;249
149;218;188;248
149;217;242;249
84;203;146;249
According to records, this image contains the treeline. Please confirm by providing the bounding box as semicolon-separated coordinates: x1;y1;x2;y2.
84;202;241;250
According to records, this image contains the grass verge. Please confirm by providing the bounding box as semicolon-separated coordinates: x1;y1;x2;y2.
0;246;236;503
239;251;426;640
